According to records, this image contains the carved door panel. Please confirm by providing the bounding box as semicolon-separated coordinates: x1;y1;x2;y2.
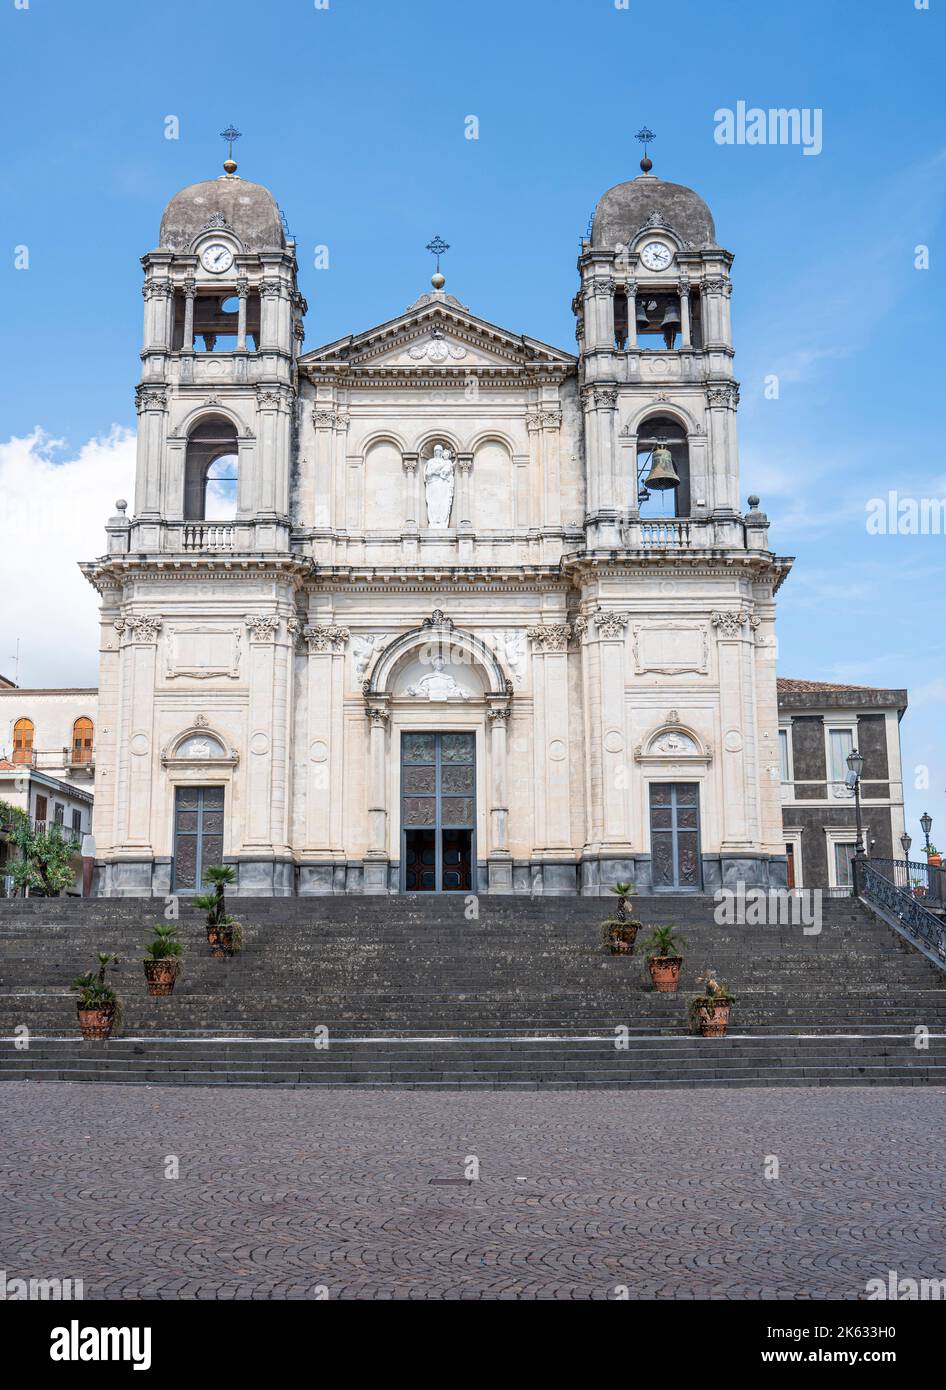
172;785;225;893
649;782;701;890
401;732;474;892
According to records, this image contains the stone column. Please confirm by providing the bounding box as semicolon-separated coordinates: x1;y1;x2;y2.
712;609;759;851
584;610;630;850
456;452;474;527
255;384;293;521
526;624;572;859
402;452;420;527
706;382;740;517
259;278;282;351
625;279;638;350
300;624;349;888
678;279;691;349
235;277;248;352
182;279;196;353
364;702;390;892
133;386;168;520
486;702;513;893
113;614;161;889
242;614;283;873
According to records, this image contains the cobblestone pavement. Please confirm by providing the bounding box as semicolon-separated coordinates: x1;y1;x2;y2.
1;1083;944;1300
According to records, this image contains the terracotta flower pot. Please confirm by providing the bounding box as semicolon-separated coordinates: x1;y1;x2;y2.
77;1004;115;1041
928;855;942;869
697;1002;731;1037
648;955;682;993
608;923;639;955
207;925;233;959
144;959;179;996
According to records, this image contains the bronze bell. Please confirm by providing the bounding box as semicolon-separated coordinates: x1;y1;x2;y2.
643;443;680;490
660;299;681;348
635;298;652;330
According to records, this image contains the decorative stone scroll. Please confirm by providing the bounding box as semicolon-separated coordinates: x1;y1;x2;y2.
116;614;163;644
304;625;350;653
711;610;759;639
527;623;571;652
245;613;280;642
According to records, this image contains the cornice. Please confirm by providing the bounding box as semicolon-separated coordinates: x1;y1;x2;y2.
561;550;794;591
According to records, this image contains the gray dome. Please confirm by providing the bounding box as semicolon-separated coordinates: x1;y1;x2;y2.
159;174;285;253
591;175;716;250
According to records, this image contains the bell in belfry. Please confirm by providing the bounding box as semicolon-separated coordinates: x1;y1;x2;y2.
660;298;681;348
643;442;680;490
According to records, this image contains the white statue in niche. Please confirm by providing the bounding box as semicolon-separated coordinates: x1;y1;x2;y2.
405;656;469;701
424;444;455;528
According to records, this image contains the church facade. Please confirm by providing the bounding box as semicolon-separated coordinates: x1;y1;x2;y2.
83;155;793;897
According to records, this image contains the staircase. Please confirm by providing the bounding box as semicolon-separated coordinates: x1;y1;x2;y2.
2;894;945;1089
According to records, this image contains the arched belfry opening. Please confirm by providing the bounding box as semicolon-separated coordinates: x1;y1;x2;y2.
635;415;691;518
183;415;239;521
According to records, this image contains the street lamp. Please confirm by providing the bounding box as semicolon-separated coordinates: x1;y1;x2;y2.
847;748;866;859
900;832;912;892
920;811;933;858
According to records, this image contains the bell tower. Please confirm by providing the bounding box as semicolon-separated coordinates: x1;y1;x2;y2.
131;128;305;554
84;135;311;897
569;133;792;893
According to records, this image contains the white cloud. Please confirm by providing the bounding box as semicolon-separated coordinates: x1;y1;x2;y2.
0;428;135;688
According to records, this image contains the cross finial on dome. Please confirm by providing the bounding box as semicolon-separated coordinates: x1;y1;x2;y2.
220;124;242;176
426;234;450;289
635;126;656;174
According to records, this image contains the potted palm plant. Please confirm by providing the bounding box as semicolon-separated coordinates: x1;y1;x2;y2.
689;971;735;1037
194;864;243;958
143;922;185;996
73;953;122;1040
642;925;684;993
602;881;641;954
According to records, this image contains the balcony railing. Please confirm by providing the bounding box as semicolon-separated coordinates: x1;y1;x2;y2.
639;519;690;549
32;820;83;844
182;523;234;552
7;749;94;775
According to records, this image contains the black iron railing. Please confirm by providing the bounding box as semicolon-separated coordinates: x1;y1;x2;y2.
868;856;945;905
855;857;946;968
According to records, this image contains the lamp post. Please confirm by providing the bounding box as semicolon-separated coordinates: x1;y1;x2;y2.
920;811;933;859
900;831;912;893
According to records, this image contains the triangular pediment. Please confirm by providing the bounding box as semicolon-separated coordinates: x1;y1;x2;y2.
299;291;575;375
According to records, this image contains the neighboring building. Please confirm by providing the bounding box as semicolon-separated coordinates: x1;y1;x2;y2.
0;688;98;785
81;152;801;897
777;678;908;891
0;759;94;895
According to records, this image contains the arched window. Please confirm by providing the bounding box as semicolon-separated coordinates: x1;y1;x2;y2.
72;717;94;766
635;415;691;519
183;416;239;521
12;718;34;765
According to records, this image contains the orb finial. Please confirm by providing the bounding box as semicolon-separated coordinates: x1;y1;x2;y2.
636;126;656;174
220;124;242;176
426;234;450;289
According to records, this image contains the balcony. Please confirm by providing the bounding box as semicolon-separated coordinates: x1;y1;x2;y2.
181;523;234;552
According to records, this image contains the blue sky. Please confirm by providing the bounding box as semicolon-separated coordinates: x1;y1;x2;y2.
0;0;943;845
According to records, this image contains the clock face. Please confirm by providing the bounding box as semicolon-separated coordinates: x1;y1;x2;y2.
200;242;234;274
640;240;673;271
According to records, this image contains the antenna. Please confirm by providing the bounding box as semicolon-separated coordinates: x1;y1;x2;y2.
9;638;20;688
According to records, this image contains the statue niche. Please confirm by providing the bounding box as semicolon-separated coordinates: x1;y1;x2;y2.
423;442;455;528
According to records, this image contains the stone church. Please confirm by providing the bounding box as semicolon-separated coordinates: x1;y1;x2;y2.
83;151;795;897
